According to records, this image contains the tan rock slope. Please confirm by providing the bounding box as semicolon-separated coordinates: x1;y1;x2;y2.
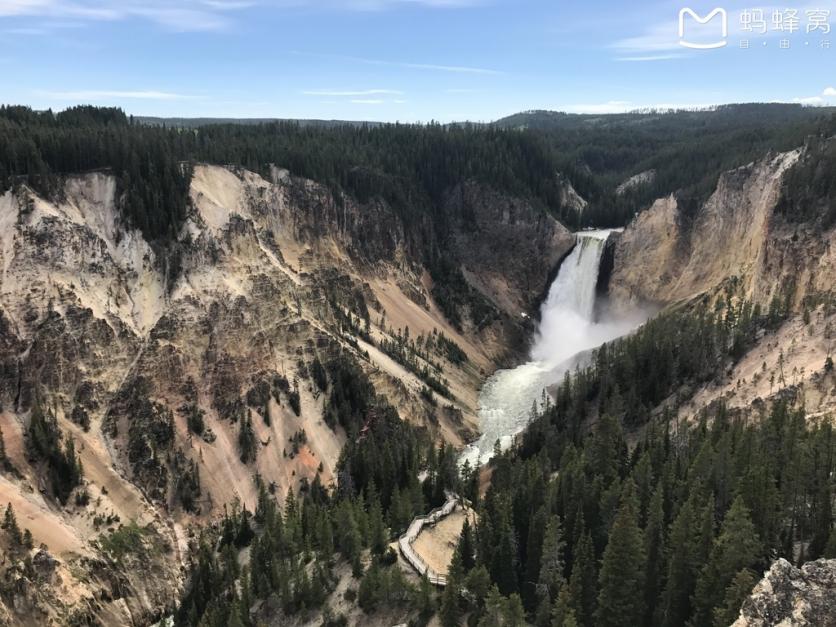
0;165;570;624
611;150;835;308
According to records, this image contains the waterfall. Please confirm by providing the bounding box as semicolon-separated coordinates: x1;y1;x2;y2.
530;230;612;365
462;229;641;467
542;232;609;319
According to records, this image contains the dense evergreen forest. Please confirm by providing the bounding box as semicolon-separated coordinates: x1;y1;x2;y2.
460;293;836;627
778;134;836;228
0;104;580;244
3;104;834;247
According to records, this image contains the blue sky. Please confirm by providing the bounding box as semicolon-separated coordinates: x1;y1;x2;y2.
1;0;835;121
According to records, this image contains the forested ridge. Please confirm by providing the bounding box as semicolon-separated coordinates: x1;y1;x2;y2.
778;134;836;228
497;104;836;224
3;103;834;248
0;104;581;244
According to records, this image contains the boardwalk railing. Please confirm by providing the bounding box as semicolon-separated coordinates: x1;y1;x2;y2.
397;492;459;587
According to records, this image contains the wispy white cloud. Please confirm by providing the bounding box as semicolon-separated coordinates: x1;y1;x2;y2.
291;50;501;75
4;26;49;34
199;0;256;8
611;18;680;54
38;89;194;100
0;1;54;17
307;88;407;106
615;53;685;62
0;0;483;32
0;0;254;31
398;61;498;74
792;86;836;106
302;88;404;96
325;0;485;9
794;96;826;105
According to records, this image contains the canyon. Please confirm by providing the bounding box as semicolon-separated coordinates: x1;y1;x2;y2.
0;134;834;625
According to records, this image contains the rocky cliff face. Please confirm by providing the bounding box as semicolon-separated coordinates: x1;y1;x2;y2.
611;149;836;309
609;149;836;421
733;558;836;627
443;182;574;317
0;165;568;623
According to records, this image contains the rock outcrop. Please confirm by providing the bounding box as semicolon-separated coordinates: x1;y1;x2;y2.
616;169;656;196
733;558;836;627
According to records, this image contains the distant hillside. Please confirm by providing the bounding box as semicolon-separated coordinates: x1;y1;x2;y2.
495;103;836;224
494;103;836;130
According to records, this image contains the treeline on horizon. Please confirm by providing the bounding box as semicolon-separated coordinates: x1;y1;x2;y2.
2;103;834;246
0;104;584;244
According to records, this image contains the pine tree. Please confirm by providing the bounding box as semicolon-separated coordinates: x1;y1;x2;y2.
595;481;646;627
660;493;711;627
358;562;381;612
644;483;666;625
238;569;253;627
238;415;257;464
535;514;566;624
0;426;8;470
711;568;757;627
552;586;578;627
492;514;519;596
824;524;836;558
466;564;492;608
691;496;761;626
477;586;525;627
439;575;462;627
567;528;596;627
367;483;387;555
336;502;362;576
416;572;436;619
2;503;22;546
505;593;527;626
316;509;335;557
457;515;476;572
388;486;405;532
807;424;834;559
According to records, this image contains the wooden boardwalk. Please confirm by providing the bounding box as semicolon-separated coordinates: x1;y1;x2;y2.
397;493;459;587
